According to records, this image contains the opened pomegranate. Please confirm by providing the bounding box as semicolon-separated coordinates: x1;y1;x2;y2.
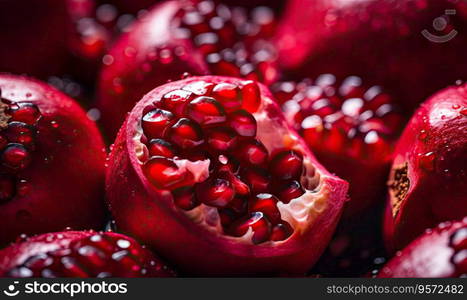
378;218;467;277
384;83;467;251
98;0;278;137
0;231;175;277
272;75;403;216
0;0;70;78
275;0;467;112
0;75;106;245
106;76;348;275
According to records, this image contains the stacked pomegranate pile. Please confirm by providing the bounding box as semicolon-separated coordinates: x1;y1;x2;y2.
0;0;465;278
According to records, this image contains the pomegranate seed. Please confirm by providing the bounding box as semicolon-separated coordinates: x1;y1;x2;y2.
173;187;199;210
165;118;204;149
269;150;303;180
248;193;281;224
241;81;261;113
1;143;31;170
182;81;215;96
4;122;36;147
240;167;270;193
9;103;41;125
274;180;305;204
196;177;235;208
185;96;226;126
206;127;237;152
212;83;241;112
0;135;7;150
142;109;175;139
228;212;271;244
452;250;467;274
148;139;178;158
0;175;15;203
271;222;293;241
236;139;268;166
228;109;257;137
214;154;240;174
218;171;250;197
161;89;193;115
227;197;248;215
450;228;467;251
143;156;186;189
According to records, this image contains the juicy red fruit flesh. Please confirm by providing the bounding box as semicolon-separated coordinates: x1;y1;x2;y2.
140;80;305;244
0;231;175;278
272;75;402;216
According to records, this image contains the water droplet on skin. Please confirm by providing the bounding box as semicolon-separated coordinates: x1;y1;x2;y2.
17;179;31;196
452;104;460;109
419;151;435;171
50;121;59;128
418;129;428;141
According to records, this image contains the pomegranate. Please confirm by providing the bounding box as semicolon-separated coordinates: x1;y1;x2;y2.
385;83;467;251
106;76;348;275
0;231;175;277
271;75;403;216
275;0;467;112
378;218;467;278
97;0;278;137
0;74;106;246
0;0;69;78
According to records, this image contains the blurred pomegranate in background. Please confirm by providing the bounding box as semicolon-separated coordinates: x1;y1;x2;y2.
97;0;279;137
384;83;467;252
0;0;69;78
275;0;467;112
379;218;467;277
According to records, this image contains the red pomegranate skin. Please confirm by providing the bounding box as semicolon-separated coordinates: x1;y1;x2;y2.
275;0;467;112
0;75;107;246
379;218;467;277
0;0;70;79
384;83;467;251
106;76;348;276
97;0;278;137
0;231;175;277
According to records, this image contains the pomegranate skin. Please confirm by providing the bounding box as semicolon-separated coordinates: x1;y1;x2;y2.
106;76;348;276
97;0;278;138
0;75;107;246
275;0;467;112
384;84;467;251
0;0;70;79
0;231;175;277
378;218;467;278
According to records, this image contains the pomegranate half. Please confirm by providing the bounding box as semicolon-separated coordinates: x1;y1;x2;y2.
0;74;107;245
0;231;175;277
384;83;467;251
105;76;348;275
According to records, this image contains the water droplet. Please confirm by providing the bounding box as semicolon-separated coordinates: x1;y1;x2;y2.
419;151;435;171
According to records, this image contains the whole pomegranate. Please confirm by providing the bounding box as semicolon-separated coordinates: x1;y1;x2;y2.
384;83;467;251
271;75;403;216
105;76;348;275
0;0;69;78
0;231;175;277
378;218;467;277
275;0;467;112
0;74;106;245
98;0;278;137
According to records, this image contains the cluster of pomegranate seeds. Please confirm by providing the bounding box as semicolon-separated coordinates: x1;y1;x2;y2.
7;233;173;278
140;81;302;244
272;75;402;160
449;227;467;276
0;90;41;204
174;0;278;84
